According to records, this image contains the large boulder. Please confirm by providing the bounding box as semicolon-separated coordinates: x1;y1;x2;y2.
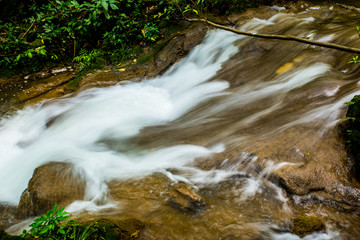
17;162;86;218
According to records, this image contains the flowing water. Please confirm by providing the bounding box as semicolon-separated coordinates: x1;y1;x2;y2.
1;2;360;239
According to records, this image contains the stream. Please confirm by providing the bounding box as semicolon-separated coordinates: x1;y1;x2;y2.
1;2;360;239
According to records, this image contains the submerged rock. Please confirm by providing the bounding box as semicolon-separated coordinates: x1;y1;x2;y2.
291;216;325;237
17;162;86;217
168;182;205;213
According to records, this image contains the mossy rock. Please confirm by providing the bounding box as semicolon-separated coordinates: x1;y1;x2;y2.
291;216;325;237
72;218;144;240
345;95;360;180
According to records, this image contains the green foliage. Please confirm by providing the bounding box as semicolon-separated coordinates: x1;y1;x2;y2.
21;204;71;239
348;56;359;64
193;0;273;15
345;95;360;180
0;0;272;75
73;49;104;71
19;204;97;240
0;0;181;74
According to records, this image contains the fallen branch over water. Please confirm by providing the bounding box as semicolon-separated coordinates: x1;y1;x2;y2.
187;18;360;54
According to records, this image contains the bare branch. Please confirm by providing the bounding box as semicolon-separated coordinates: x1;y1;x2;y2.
187;18;360;54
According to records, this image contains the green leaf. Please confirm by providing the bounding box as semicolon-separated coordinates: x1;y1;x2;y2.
39;228;49;235
102;1;109;11
110;3;118;10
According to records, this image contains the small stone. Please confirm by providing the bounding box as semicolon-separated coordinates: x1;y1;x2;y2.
168;182;205;213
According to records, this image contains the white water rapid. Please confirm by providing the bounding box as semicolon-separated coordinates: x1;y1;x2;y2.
0;29;242;205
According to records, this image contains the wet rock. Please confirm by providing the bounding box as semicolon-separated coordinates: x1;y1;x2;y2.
291;216;325;237
276;164;326;195
183;23;208;52
168;182;205;213
148;23;208;77
18;72;75;102
0;205;18;230
17;162;86;217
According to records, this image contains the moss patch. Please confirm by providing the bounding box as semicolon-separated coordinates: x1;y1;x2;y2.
291;216;325;237
71;218;145;240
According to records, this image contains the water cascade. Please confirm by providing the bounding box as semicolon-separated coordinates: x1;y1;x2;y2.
1;2;360;239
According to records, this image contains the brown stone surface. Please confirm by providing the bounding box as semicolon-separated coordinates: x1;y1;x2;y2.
17;162;86;217
168;182;205;212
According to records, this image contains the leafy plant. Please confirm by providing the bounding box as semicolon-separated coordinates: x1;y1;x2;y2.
142;23;160;42
73;49;104;71
21;204;70;239
348;55;359;64
20;204;97;240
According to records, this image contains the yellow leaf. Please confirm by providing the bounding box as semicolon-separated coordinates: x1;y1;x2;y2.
41;39;44;44
131;230;140;238
118;68;126;72
293;56;304;63
133;59;137;63
116;63;121;66
104;70;111;72
142;29;145;36
276;62;294;74
151;37;155;41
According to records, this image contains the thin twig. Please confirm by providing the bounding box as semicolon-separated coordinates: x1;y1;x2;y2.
187;18;360;54
20;19;35;40
73;39;76;58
